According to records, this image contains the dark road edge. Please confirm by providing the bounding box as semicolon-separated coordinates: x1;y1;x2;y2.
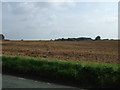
2;71;85;89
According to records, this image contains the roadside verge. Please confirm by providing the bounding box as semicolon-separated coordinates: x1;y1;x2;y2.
2;56;120;88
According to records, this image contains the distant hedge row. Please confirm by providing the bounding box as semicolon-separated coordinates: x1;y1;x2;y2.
55;37;93;41
2;56;120;88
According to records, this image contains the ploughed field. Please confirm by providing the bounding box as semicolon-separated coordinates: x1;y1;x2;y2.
1;40;119;64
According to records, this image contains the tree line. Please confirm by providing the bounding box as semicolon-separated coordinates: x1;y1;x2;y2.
55;36;101;41
1;34;110;41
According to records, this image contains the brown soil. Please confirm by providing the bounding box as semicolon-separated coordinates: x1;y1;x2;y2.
1;40;119;64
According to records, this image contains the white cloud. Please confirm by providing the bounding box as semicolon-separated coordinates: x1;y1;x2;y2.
0;2;2;33
1;0;119;2
2;2;118;40
19;2;39;13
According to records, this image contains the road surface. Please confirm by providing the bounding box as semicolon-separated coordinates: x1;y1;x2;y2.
2;74;77;88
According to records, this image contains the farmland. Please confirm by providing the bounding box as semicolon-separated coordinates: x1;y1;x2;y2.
1;40;120;88
1;40;119;64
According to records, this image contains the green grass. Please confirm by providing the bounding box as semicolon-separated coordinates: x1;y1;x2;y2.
2;56;120;88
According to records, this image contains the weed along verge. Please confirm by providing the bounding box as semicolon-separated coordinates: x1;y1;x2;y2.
2;56;120;88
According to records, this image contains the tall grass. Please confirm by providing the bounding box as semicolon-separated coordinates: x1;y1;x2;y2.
2;56;120;88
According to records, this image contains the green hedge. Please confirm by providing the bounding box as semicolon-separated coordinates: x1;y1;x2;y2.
2;56;120;88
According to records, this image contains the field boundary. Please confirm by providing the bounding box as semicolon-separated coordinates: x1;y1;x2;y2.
2;56;120;88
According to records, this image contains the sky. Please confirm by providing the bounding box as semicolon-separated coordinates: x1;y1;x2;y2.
1;2;118;40
0;2;2;34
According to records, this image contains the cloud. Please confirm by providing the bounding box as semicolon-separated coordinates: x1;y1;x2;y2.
2;2;118;40
19;2;39;13
0;2;1;33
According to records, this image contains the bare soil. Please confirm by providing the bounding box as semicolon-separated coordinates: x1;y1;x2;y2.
1;40;119;64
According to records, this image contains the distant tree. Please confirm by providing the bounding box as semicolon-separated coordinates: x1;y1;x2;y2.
95;36;101;40
61;38;64;41
21;39;23;41
54;37;93;41
103;39;109;40
50;39;53;41
0;34;5;40
68;38;71;41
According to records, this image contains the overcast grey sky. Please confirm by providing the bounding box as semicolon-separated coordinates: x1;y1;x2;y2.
2;2;118;40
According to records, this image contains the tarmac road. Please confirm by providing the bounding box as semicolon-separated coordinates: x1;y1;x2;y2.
2;74;77;88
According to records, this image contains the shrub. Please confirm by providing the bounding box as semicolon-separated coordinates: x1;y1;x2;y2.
2;56;120;88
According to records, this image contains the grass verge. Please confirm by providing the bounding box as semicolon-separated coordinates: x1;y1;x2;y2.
2;56;120;88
